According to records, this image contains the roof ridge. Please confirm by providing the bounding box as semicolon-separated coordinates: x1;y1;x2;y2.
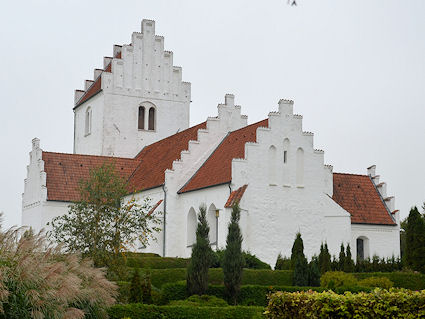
42;151;137;161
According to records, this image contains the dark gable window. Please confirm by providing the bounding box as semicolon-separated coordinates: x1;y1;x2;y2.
148;107;155;130
138;106;145;130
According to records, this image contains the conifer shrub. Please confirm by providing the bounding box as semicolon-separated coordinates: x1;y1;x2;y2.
318;243;331;274
275;253;291;270
344;244;355;272
338;243;345;270
405;206;425;272
320;271;357;289
141;271;153;304
307;256;321;287
223;203;245;304
129;269;143;303
291;233;309;286
186;204;214;296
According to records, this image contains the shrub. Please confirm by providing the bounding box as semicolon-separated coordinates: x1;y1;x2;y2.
107;304;264;319
169;295;228;307
318;243;331;274
129;269;143;303
358;276;393;289
293;254;308;286
212;249;270;269
353;271;425;290
275;254;291;270
265;289;425;318
307;257;320;287
320;271;357;289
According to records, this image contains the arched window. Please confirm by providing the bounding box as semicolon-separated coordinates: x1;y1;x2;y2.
85;107;92;136
268;145;277;185
356;236;369;261
138;106;145;130
148;107;155;130
296;147;304;186
283;138;290;185
187;208;197;247
207;204;218;247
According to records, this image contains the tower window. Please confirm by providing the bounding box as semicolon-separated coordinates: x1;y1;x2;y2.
85;107;92;136
148;107;155;130
138;106;145;130
283;151;287;163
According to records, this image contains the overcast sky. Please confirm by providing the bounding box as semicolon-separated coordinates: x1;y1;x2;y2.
0;0;424;228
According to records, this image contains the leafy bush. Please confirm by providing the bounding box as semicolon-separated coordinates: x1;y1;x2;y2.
108;304;264;319
358;276;393;289
320;271;357;289
0;226;117;319
169;295;228;307
353;271;425;290
265;289;425;318
125;256;190;269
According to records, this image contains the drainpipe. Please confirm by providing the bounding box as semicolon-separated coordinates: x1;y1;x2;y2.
162;184;167;257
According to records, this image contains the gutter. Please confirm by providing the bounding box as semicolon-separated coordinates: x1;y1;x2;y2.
162;184;167;257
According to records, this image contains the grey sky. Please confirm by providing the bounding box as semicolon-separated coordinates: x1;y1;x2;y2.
0;0;424;228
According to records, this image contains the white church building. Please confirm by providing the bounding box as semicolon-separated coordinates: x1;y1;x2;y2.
22;20;400;266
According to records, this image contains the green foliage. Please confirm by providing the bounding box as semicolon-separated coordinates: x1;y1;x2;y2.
129;269;143;303
320;271;357;289
293;254;308;286
141;271;153;304
275;253;291;270
212;249;270;269
265;288;425;319
308;256;321;287
338;243;345;270
169;295;228;307
49;162;161;268
344;244;355;272
354;255;402;272
186;204;213;296
290;232;303;270
0;224;117;319
405;206;425;272
107;304;264;319
353;271;425;290
125;256;190;269
318;243;331;274
223;203;245;304
358;276;393;289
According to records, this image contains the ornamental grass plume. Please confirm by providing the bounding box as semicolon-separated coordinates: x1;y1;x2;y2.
0;215;117;319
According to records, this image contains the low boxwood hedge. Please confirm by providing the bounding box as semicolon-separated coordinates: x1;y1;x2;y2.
107;304;264;319
265;288;425;318
353;271;425;290
161;282;372;306
125;257;190;269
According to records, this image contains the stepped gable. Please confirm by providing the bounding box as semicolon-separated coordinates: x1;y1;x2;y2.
179;119;269;193
42;152;138;202
128;122;207;192
332;173;396;225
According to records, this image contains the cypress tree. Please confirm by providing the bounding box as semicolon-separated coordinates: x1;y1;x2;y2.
293;254;309;286
319;242;331;274
406;206;425;272
308;256;321;286
275;253;284;270
187;204;213;296
129;268;143;303
338;243;346;271
223;203;244;305
344;244;355;272
291;232;304;270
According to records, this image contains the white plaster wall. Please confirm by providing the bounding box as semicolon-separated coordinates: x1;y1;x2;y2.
73;93;105;155
351;224;400;261
230;100;352;266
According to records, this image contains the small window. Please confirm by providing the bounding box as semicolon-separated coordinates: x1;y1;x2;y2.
85;107;92;136
148;107;155;130
138;106;145;130
283;151;287;163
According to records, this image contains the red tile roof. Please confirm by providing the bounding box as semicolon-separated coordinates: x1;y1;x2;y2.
42;152;139;202
128;122;207;192
332;173;396;225
179;119;268;193
225;184;248;208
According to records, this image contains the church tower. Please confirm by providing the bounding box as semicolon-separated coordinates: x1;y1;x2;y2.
73;20;191;158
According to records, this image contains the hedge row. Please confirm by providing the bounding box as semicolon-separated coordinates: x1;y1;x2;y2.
108;304;263;319
125;257;190;269
353;272;425;291
265;288;425;318
121;268;293;288
160;282;372;306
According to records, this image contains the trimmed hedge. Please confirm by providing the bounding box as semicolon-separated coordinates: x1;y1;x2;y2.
265;288;425;318
122;268;292;287
353;271;425;290
108;304;264;319
125;257;190;269
161;282;372;306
